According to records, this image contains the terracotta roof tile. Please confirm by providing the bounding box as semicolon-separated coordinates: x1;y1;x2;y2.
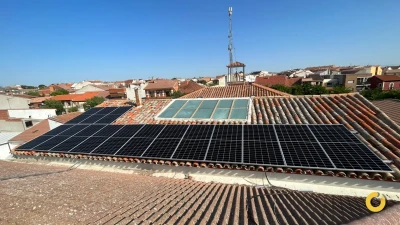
374;75;400;81
29;96;52;103
255;75;302;87
9;119;50;143
144;79;178;90
178;80;204;94
180;83;290;98
51;92;100;102
227;61;246;67
0;160;399;224
372;99;400;125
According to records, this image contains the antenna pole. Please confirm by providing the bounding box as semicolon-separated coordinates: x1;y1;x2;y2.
228;7;234;83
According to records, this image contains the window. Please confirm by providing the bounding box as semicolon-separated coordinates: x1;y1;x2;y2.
326;83;333;87
25;120;33;128
347;80;354;84
389;82;394;90
378;83;383;89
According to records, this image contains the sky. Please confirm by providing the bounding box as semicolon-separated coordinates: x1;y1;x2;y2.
1;0;399;86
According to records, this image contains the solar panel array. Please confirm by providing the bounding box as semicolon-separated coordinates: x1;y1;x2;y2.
65;107;132;125
15;123;392;173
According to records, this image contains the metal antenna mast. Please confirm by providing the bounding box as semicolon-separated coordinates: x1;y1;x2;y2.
228;7;233;83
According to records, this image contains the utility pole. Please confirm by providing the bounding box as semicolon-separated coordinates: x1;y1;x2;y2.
228;7;233;83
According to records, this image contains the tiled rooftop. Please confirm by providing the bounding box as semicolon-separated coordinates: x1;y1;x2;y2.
1;160;398;225
48;112;83;124
107;92;400;181
372;99;400;126
181;83;289;98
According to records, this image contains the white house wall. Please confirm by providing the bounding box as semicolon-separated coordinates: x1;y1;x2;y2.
74;85;104;94
0;95;30;110
8;109;57;119
48;119;63;130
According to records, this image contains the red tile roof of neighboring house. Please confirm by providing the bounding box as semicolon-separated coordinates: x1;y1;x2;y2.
374;75;400;81
178;80;204;94
51;92;100;102
180;83;290;98
29;96;52;104
2;160;399;225
93;84;115;91
144;79;178;91
255;75;302;87
9;119;50;143
227;61;246;67
372;99;400;126
200;77;212;82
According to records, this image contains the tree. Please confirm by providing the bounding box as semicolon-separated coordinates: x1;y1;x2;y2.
171;91;185;99
38;84;46;89
68;106;79;112
42;100;64;115
331;85;352;94
26;91;41;97
83;96;105;111
197;80;207;85
50;89;69;96
270;84;291;94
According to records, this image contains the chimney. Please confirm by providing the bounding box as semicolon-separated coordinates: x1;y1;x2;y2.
134;88;141;106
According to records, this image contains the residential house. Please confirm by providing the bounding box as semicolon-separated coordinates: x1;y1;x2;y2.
126;82;147;101
109;88;126;99
74;84;114;94
255;75;301;87
87;80;103;85
144;79;178;98
71;81;92;90
212;75;226;87
51;92;106;111
177;80;203;95
340;66;382;76
344;74;372;91
302;75;324;86
199;77;213;83
39;84;73;96
369;75;400;90
282;69;313;78
385;69;400;75
29;96;52;109
0;108;56;132
0;94;30;110
248;71;271;77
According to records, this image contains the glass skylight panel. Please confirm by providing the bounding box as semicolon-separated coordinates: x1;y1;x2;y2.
157;98;250;120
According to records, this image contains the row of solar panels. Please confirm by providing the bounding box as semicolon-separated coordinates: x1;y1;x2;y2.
66;106;132;124
15;124;392;173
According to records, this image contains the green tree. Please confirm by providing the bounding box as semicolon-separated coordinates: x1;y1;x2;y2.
42;100;65;115
331;85;352;94
38;84;46;89
171;91;185;99
197;80;207;85
270;84;292;94
83;96;105;111
50;89;69;96
360;89;400;100
68;106;79;112
26;91;41;97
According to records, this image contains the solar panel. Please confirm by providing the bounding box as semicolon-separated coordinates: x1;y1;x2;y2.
35;136;70;151
171;139;209;160
183;125;214;139
15;124;392;173
69;137;105;153
50;136;88;152
43;125;73;136
134;125;165;138
96;107;118;114
94;125;124;137
113;125;144;138
206;140;242;163
65;114;92;124
115;138;154;157
79;114;106;124
16;135;54;150
157;125;189;139
94;114;121;124
59;125;89;136
142;139;181;158
280;142;334;168
243;141;284;166
243;125;277;142
74;125;106;136
91;137;130;155
308;125;360;143
321;143;392;172
212;125;242;141
274;125;317;142
85;107;105;114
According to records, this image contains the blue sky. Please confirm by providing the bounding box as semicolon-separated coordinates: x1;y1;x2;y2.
1;0;399;86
